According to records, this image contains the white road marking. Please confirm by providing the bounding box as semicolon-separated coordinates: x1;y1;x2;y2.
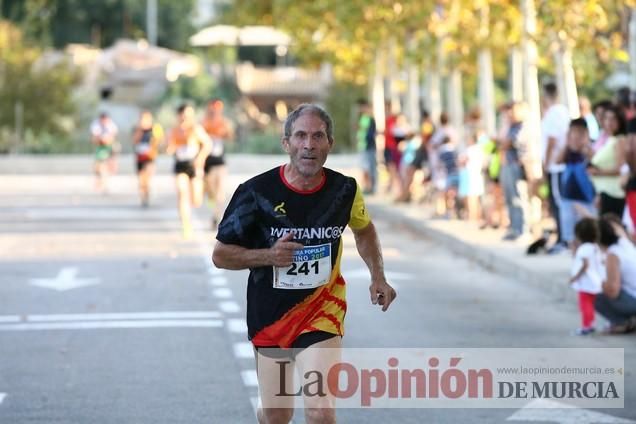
227;318;248;333
20;311;221;322
30;267;100;291
506;399;635;423
210;276;228;286
0;316;20;323
241;370;259;387
0;319;223;331
0;393;5;404
233;342;254;359
250;397;259;415
208;267;224;276
219;301;241;313
213;288;233;299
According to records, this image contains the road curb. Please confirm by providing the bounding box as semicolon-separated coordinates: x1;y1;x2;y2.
368;202;574;303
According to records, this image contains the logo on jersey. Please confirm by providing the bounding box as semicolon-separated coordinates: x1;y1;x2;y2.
271;226;345;240
274;202;287;217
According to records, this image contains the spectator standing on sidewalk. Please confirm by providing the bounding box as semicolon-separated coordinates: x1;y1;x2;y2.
595;216;636;334
568;218;604;335
589;104;627;217
383;102;404;197
541;82;570;253
556;118;596;245
499;102;528;241
624;119;636;238
356;99;377;195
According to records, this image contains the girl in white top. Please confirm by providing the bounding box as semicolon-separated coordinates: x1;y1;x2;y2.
595;216;636;334
569;218;605;335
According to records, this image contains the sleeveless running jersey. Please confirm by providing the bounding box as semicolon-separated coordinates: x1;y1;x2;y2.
216;166;370;348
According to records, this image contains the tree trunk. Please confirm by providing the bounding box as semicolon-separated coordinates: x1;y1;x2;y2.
478;48;496;136
447;68;464;144
510;47;524;102
522;0;543;234
406;37;420;128
372;49;386;136
522;0;542;181
387;38;401;114
629;8;636;92
425;66;442;124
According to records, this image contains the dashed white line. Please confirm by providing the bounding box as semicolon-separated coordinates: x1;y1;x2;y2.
219;301;241;314
0;316;20;323
233;342;254;359
227;318;248;333
250;397;260;415
0;393;6;404
210;276;228;286
17;311;222;322
213;288;233;299
241;369;259;387
208;266;224;276
0;319;223;331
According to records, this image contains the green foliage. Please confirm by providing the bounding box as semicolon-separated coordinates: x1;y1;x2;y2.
324;80;366;152
0;20;82;151
2;0;196;50
241;131;283;154
164;71;217;107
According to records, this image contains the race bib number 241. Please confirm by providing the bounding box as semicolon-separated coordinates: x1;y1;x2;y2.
273;243;332;289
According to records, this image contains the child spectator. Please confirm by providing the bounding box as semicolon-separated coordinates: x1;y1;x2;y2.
458;130;485;222
569;218;604;335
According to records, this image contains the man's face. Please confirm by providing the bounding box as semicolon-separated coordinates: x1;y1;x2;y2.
282;113;333;178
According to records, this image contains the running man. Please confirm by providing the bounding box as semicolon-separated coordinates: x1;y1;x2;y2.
132;110;164;207
201;99;233;229
212;103;396;424
90;112;118;194
166;104;211;239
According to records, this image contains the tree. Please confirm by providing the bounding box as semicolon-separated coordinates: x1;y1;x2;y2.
1;0;196;50
0;20;81;150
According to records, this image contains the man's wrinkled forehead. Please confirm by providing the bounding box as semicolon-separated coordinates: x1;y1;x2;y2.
290;111;328;134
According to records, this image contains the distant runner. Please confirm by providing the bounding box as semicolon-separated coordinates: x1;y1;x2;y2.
201;99;233;229
166;104;210;239
90;112;118;194
132;110;164;207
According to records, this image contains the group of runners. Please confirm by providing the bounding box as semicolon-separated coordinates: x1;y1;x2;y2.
90;100;233;238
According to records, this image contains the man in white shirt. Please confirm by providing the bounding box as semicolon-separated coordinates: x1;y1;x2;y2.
540;83;570;253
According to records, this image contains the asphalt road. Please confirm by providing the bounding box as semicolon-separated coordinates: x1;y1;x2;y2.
0;170;635;423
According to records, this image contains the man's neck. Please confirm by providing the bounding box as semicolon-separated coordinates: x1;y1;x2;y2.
283;164;324;191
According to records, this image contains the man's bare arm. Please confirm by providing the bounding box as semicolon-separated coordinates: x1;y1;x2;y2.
212;233;304;270
352;222;396;311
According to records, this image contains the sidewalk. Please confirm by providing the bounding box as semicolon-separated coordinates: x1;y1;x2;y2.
366;195;574;302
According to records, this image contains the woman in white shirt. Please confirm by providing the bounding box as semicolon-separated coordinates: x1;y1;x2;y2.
595;216;636;333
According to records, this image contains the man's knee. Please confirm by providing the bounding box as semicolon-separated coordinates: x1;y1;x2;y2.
305;407;335;424
259;407;293;424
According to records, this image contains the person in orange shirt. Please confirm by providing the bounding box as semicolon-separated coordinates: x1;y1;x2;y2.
132;110;164;207
201;99;233;230
166;104;211;239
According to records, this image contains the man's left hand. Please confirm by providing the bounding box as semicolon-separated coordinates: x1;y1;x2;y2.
369;280;397;312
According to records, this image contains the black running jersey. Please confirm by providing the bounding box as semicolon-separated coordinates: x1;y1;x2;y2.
216;166;370;348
